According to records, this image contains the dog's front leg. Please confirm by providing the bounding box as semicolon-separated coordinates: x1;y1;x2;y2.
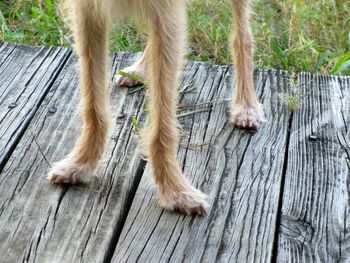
230;0;265;128
48;1;110;183
141;1;207;215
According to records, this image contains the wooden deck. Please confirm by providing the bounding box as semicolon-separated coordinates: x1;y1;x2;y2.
0;42;349;263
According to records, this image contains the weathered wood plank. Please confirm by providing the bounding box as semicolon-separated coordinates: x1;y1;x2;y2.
276;74;350;262
0;42;17;68
0;43;70;170
0;52;149;262
112;67;291;262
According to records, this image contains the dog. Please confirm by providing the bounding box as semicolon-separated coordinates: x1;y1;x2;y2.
48;0;265;215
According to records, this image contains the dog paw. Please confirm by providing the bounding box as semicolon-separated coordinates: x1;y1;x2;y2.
231;102;266;129
47;158;93;184
160;184;208;216
115;64;147;87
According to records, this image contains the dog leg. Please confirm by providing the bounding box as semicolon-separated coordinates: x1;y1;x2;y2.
48;0;110;183
115;45;148;87
230;0;265;129
141;1;207;215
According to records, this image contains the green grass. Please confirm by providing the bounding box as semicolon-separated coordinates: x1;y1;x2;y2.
1;0;350;75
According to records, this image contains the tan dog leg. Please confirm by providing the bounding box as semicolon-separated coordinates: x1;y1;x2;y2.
140;1;207;215
230;0;265;128
115;45;148;87
48;0;110;183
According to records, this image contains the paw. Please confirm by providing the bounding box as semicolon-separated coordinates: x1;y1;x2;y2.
47;158;93;184
231;102;266;129
160;184;208;216
115;64;146;87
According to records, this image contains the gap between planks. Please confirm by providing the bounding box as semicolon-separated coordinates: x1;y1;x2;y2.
0;43;299;263
112;68;293;263
0;43;72;171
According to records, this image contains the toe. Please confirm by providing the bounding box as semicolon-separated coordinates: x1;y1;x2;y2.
193;204;207;216
115;65;146;88
231;104;265;130
47;159;92;185
178;204;207;216
116;76;138;87
49;173;77;184
50;174;69;184
116;76;127;87
161;188;208;216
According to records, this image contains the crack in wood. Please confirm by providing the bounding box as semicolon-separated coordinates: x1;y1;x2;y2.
271;111;294;263
0;45;72;172
1;44;349;263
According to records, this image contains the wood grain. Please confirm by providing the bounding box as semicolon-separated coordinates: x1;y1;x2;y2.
0;51;148;263
276;73;350;262
3;43;348;263
0;43;70;170
112;67;291;263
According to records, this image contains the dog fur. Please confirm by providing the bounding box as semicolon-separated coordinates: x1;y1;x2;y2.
48;0;265;215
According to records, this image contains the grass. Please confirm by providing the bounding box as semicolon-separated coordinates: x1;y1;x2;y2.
1;0;350;75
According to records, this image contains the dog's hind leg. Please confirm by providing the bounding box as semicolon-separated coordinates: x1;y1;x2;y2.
48;0;111;183
115;45;148;87
230;0;265;129
141;1;207;215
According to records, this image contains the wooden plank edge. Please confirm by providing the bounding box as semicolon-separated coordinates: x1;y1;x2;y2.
0;46;72;172
111;68;292;262
272;72;350;262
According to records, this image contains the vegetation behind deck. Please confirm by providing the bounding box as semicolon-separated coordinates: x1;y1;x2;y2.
1;0;350;74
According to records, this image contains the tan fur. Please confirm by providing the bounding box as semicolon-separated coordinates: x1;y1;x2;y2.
49;0;264;215
48;0;111;184
229;0;265;127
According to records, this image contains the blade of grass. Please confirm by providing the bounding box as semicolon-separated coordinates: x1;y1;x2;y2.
117;70;148;85
331;52;350;75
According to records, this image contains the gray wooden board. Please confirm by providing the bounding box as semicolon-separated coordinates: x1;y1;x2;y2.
0;52;150;262
0;43;70;170
112;67;291;262
4;44;348;263
276;74;350;262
